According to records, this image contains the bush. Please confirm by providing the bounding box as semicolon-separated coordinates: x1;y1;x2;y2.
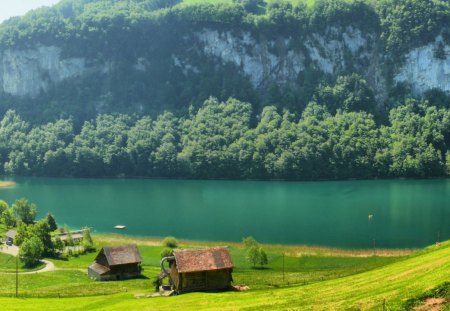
162;236;178;248
242;236;258;248
160;248;173;258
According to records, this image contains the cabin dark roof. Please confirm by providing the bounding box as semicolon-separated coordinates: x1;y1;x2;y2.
89;262;110;275
173;247;233;273
101;245;142;266
5;229;17;239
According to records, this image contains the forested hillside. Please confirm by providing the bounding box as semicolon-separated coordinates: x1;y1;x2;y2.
0;0;449;179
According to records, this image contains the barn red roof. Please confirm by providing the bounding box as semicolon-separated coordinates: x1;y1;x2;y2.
173;247;233;273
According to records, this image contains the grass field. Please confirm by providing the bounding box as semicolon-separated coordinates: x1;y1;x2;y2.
0;235;448;309
0;252;45;272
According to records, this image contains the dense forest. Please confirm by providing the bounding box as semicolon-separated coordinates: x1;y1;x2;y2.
1;94;450;180
0;0;449;180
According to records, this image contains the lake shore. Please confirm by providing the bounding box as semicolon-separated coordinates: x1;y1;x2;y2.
94;233;416;257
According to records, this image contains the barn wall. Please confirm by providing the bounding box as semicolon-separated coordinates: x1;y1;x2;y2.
179;269;232;293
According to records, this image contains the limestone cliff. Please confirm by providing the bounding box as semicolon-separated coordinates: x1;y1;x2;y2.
0;12;448;119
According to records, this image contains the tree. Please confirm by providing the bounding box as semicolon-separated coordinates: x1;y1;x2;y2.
46;213;58;232
31;219;54;256
12;198;37;225
82;227;95;251
246;246;260;267
162;236;178;249
53;236;65;255
14;222;32;246
0;200;8;216
1;208;16;228
242;236;258;248
258;248;268;266
20;236;44;267
246;246;268;268
160;248;173;258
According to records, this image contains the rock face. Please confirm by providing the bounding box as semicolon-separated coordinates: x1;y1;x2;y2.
395;36;450;94
0;46;85;98
0;27;448;102
195;29;305;88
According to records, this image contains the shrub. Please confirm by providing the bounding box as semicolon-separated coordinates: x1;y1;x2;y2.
162;236;178;248
242;236;258;248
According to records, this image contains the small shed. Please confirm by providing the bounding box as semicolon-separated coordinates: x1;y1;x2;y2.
161;247;234;293
88;244;142;281
5;229;17;245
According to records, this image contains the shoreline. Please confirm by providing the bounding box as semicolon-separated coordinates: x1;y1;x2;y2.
94;233;416;257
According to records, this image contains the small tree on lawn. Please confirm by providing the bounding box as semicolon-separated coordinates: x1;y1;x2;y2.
246;246;269;268
20;236;44;267
258;248;268;266
247;246;260;267
162;236;178;249
242;236;258;248
82;227;95;252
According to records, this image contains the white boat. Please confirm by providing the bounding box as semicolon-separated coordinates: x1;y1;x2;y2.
114;225;126;229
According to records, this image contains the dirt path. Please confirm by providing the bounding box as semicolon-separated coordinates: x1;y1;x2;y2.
0;246;56;274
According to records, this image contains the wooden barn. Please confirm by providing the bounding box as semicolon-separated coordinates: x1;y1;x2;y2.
161;247;234;293
88;244;142;281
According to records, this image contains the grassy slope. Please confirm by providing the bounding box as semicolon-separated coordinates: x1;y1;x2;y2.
0;241;448;310
0;252;45;272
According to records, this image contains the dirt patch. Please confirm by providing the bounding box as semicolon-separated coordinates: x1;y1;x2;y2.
413;298;447;311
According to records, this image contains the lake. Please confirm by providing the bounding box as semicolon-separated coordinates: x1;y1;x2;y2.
1;177;449;249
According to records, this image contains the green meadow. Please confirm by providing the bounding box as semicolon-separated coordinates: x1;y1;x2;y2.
0;235;448;310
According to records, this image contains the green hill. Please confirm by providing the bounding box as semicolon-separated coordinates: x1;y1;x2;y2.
0;240;449;310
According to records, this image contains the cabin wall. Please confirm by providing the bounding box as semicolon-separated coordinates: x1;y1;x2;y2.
89;264;141;281
178;269;232;293
169;263;180;289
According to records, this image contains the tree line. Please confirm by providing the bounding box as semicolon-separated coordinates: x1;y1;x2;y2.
1;94;449;180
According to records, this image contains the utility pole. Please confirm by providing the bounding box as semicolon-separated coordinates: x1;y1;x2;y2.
16;255;18;298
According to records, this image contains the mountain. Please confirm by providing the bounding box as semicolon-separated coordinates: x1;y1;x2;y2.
0;0;448;125
0;0;450;180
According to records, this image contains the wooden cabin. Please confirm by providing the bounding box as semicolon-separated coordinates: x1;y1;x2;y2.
162;247;234;293
4;229;17;245
88;244;142;281
53;230;84;245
